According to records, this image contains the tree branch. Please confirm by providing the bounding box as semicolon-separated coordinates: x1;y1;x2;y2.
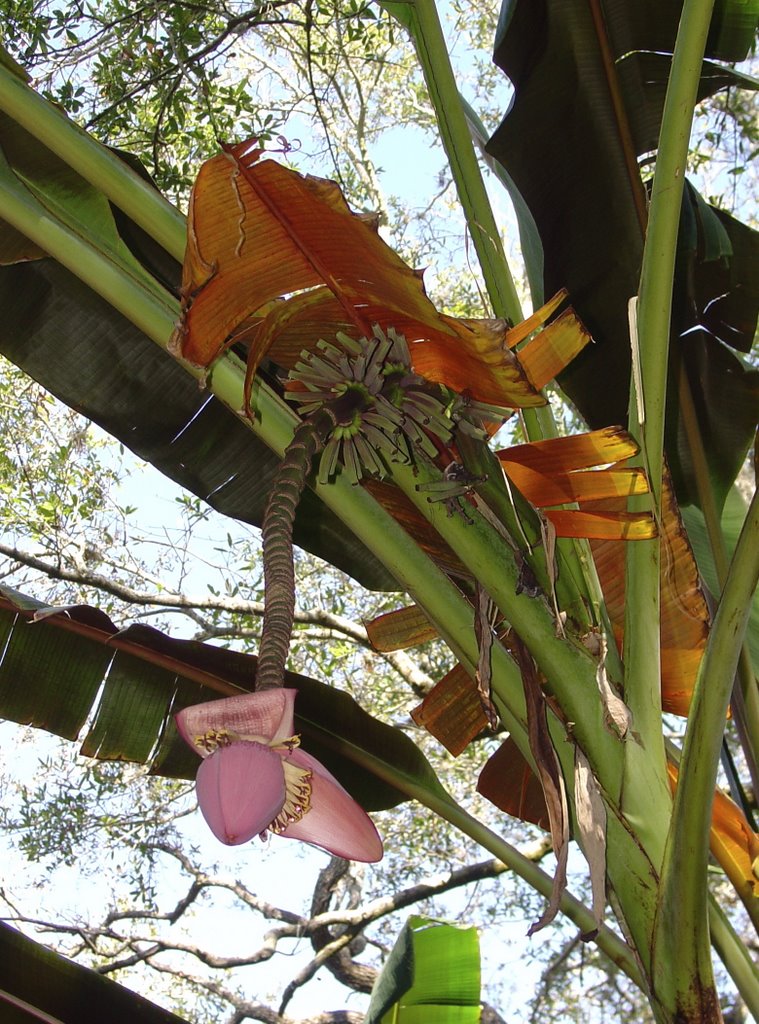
1;836;550;1022
0;542;435;694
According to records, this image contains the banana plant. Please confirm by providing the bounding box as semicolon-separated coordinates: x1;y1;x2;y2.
0;0;757;1020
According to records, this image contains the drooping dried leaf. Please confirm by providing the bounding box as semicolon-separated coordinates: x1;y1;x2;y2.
411;662;488;757
474;583;499;729
574;747;608;934
504;289;568;348
667;764;759;905
591;634;632;738
477;736;551;831
539;513;564;635
499;464;649;506
408;317;545;409
364;605;439;652
174;142;587;410
176;145;435;359
498;426;641;473
512;308;591;390
543;509;656;540
272;296;552;411
590;467;710;716
513;637;570;935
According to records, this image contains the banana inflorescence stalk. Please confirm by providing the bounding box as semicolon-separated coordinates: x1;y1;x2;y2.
255;327;459;692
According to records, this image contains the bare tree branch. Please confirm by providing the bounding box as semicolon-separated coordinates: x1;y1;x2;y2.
0;836;549;1023
0;542;435;694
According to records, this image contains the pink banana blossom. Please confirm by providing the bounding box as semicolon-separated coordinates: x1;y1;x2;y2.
176;688;383;862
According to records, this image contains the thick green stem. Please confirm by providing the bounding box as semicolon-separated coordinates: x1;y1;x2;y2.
633;2;714;501
386;455;675;970
384;1;616;685
380;0;522;326
623;1;729;1018
653;487;759;1017
622;0;716;885
0;61;186;261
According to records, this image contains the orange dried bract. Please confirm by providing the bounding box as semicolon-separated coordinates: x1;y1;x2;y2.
173;141;588;410
411;663;488;757
365;605;439;653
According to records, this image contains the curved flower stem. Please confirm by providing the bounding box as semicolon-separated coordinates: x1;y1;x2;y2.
257;410;333;691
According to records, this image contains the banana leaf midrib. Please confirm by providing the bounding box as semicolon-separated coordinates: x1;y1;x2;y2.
0;595;243;697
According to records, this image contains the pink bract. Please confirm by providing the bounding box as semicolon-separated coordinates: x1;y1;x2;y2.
196;741;286;846
175;688;383;862
176;687;296;753
281;747;383;861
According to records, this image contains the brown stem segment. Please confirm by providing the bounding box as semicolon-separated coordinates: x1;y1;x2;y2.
256;409;334;691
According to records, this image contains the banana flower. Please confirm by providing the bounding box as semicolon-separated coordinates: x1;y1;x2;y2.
176;688;383;862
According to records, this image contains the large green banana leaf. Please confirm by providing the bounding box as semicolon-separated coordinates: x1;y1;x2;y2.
486;0;759;512
365;915;481;1024
0;922;190;1024
0;586;443;813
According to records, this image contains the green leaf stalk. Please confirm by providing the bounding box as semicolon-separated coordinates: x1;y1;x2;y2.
654;487;759;1015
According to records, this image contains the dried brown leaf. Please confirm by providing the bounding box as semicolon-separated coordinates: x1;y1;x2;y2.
411;663;488;757
574;747;607;935
513;636;570;935
364;605;439;652
474;583;499;729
